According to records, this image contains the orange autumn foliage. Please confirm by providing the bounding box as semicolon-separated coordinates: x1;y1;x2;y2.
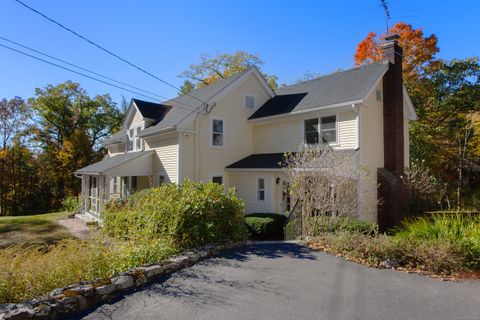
354;22;439;83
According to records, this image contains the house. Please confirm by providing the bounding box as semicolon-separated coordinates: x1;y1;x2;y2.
75;35;416;229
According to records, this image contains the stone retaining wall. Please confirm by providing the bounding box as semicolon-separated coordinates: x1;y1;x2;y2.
0;241;245;320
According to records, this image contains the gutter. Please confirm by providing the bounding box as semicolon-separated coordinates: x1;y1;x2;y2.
137;126;176;138
248;99;365;123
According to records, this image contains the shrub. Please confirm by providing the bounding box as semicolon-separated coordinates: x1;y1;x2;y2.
61;195;80;212
103;181;247;249
0;239;175;304
310;231;469;275
394;213;480;269
244;213;287;240
305;216;377;235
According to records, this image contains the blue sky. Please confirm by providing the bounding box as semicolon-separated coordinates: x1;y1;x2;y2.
1;0;479;106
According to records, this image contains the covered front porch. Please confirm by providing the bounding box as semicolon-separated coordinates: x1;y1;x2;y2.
75;151;154;218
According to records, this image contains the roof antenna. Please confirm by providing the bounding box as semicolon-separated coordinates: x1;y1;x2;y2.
380;0;391;35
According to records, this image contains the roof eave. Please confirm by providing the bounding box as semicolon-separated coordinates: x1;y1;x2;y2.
137;126;177;138
248;99;364;123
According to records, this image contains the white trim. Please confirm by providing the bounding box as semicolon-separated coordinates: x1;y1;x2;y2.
137;126;176;138
301;113;339;146
403;86;417;120
248;99;364;123
364;65;388;103
210;117;225;148
256;176;266;202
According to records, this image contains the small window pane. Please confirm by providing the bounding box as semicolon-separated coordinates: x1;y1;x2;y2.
322;130;337;144
321;116;336;130
258;190;265;201
258;178;265;189
305;118;319;132
212;119;223;133
245;95;255;109
212;133;223;146
212;176;223;184
257;178;265;202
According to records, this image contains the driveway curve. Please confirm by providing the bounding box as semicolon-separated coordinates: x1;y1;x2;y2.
73;242;480;320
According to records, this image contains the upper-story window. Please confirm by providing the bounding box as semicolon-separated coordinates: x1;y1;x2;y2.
245;94;256;109
304;115;337;145
211;118;224;147
127;125;144;152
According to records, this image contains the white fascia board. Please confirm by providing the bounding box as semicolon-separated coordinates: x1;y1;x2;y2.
403;86;417;120
248;99;364;123
206;68;275;106
137;126;176;138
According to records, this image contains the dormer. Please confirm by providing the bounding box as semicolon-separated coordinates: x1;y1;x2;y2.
104;99;171;154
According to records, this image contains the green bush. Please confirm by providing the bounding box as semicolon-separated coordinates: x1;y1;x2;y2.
61;195;80;212
103;181;247;249
305;216;377;236
311;231;469;275
394;213;480;269
244;213;287;240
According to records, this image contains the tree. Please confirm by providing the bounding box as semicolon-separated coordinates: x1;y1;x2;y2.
179;80;195;95
354;22;439;85
0;97;29;215
284;145;376;235
179;51;278;91
28;81;123;208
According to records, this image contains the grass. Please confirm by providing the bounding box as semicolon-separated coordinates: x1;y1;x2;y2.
0;212;72;248
308;213;480;278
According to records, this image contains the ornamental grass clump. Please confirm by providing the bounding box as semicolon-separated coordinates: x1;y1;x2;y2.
103;181;247;249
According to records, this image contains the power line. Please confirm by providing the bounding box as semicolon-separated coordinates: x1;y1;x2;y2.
0;35;165;100
0;37;206;114
0;42;163;102
14;0;209;107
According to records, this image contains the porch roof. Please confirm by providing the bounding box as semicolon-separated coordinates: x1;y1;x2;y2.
75;150;154;176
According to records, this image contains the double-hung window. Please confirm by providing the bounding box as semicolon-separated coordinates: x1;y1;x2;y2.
320;116;337;144
304;115;337;145
211;118;224;147
257;177;265;202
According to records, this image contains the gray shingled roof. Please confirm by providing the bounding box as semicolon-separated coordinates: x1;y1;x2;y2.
250;62;388;119
75;150;153;175
139;70;249;137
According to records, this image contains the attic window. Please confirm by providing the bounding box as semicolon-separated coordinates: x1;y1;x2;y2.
245;94;256;109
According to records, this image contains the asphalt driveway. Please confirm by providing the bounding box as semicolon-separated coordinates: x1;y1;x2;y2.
74;242;480;320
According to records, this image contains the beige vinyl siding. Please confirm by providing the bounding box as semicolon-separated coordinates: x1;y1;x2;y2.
145;134;179;184
130;108;144;129
252;109;358;153
358;79;384;222
178;74;272;186
229;172;276;214
338;110;357;149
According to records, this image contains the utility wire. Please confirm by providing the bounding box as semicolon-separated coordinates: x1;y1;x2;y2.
0;37;206;114
0;35;165;100
14;0;209;107
0;42;162;102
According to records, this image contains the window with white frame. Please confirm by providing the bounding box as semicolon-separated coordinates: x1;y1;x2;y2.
320;116;337;144
126;125;143;152
245;94;256;109
112;176;118;194
211;118;224;147
304;118;319;144
257;177;265;202
304;116;337;145
212;176;223;184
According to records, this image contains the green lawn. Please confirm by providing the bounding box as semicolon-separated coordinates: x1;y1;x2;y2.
0;212;73;248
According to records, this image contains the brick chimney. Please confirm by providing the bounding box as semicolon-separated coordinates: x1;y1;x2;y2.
377;34;408;231
381;34;404;175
